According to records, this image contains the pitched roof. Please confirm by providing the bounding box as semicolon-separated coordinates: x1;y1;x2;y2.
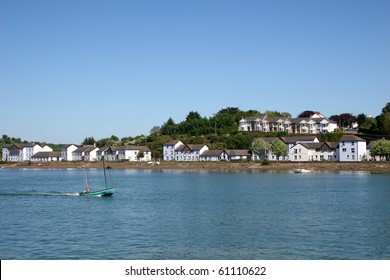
263;137;279;144
201;150;224;156
164;140;182;145
73;145;97;153
340;135;365;142
294;142;338;150
224;150;251;156
281;136;318;143
31;152;61;158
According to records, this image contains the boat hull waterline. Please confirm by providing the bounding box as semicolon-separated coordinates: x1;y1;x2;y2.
79;187;116;197
293;169;312;173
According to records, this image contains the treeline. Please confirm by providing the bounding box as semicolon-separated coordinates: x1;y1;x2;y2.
159;107;290;136
329;102;390;135
3;102;389;160
82;103;389;159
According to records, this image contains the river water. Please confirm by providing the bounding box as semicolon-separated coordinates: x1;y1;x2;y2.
0;169;389;259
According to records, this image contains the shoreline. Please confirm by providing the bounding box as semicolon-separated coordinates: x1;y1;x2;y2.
2;161;390;173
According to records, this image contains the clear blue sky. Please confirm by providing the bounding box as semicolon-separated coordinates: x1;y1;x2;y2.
1;0;389;144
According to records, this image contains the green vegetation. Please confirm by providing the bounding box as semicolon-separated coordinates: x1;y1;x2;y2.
2;102;389;160
252;138;271;159
270;139;289;161
370;139;390;161
356;102;390;134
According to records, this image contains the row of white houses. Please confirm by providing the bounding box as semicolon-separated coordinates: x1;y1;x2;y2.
164;135;368;162
256;135;367;162
163;140;251;162
239;113;339;134
0;134;370;163
2;144;152;162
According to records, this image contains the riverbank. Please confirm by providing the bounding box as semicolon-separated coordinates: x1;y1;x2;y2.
1;160;390;173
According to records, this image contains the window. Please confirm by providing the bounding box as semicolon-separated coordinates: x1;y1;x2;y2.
351;148;355;153
342;148;347;152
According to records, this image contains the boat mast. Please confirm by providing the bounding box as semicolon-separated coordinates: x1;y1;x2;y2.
83;167;89;191
102;155;108;189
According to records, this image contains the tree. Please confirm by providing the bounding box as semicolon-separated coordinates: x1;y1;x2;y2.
380;102;390;134
160;117;177;135
359;117;378;134
381;102;390;115
251;138;271;160
216;107;240;115
329;113;357;128
150;126;161;135
271;139;288;161
82;137;96;145
319;131;343;142
298;110;315;118
225;133;252;149
186;111;202;122
383;112;390;135
356;113;367;126
370;139;390;161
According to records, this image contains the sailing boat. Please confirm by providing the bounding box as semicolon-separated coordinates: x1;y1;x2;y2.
293;161;312;173
79;156;116;197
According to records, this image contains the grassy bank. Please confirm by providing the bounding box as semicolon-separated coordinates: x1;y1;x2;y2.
2;160;390;173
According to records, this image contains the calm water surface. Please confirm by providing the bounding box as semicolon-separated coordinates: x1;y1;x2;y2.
0;168;389;259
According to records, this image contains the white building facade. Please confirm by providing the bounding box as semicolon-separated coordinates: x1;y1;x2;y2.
61;144;78;161
175;144;209;161
2;143;52;161
163;140;184;161
72;145;99;161
339;135;367;161
97;146;152;162
289;142;339;162
239;113;338;134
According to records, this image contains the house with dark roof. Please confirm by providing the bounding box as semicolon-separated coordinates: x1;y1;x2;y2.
31;152;62;162
72;145;99;161
97;145;151;161
175;144;209;161
239;112;338;134
2;143;53;161
289;142;339;161
200;150;227;161
251;136;319;161
339;135;367;161
200;149;251;161
163;140;184;161
60;144;78;161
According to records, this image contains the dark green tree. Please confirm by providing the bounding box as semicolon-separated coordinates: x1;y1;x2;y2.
82;137;96;145
271;139;288;161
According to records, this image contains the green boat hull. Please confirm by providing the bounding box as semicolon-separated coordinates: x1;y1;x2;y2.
79;187;116;197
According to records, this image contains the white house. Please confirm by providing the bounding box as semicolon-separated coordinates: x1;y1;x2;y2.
225;150;251;161
97;146;152;162
289;142;339;162
200;150;227;161
339;135;367;161
60;144;78;161
174;144;209;161
2;143;52;161
72;145;99;161
163;140;184;161
117;146;152;161
251;136;319;161
200;149;250;161
239;112;338;134
31;152;62;162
